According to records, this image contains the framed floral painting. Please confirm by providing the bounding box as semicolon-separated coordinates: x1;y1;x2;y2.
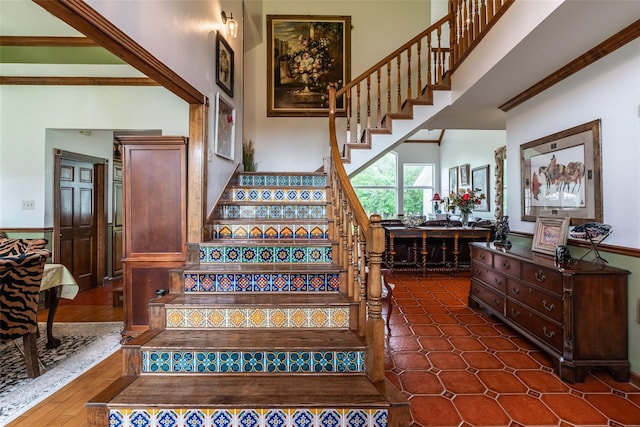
267;15;351;117
214;93;235;160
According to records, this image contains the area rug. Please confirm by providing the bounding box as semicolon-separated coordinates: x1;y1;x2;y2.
0;322;122;424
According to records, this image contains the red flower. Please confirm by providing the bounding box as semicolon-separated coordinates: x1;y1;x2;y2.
462;193;470;201
227;115;233;124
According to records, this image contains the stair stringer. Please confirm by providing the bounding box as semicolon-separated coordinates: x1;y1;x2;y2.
343;90;452;176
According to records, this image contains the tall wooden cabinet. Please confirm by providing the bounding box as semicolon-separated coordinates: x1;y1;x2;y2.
118;136;187;335
469;242;630;383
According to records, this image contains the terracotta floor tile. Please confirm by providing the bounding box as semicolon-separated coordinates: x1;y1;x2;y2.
392;352;431;370
404;314;435;324
569;374;615;393
584;393;640;425
427;352;468;370
466;324;502;336
418;336;453;351
453;313;487;324
388;323;413;337
422;305;449;314
448;336;487;351
479;336;519;351
438;324;471;336
541;393;608;425
430;314;459;324
460;352;504;370
496;351;544;369
388;336;422;351
399;371;444;394
509;336;542;351
454;395;510;426
438;370;486;393
409;395;462;426
516;370;570;393
477;370;528;393
399;306;427;314
438;297;464;307
410;324;442;336
591;370;640;392
497;394;559;425
528;350;556;368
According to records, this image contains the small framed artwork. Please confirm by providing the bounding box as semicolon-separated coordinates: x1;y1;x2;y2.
216;31;234;97
267;15;351;117
214;93;236;160
521;119;602;224
448;167;458;195
459;163;470;186
472;165;490;212
531;216;570;256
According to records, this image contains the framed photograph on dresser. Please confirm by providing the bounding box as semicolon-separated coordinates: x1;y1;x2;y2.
531;216;570;256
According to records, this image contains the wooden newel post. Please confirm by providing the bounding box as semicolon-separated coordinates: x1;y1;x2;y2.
328;83;336;116
366;213;386;382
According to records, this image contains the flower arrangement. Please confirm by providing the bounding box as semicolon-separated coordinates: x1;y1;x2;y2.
449;188;486;214
285;35;334;90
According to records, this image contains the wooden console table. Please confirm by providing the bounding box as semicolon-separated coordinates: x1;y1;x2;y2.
41;263;79;349
383;226;492;275
469;242;630;383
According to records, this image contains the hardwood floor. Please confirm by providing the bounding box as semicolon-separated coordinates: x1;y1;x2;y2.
9;276;640;426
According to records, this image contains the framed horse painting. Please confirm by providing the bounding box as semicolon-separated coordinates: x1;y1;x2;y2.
520;119;602;224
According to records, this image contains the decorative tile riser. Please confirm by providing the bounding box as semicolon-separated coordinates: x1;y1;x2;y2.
211;223;328;240
165;307;350;328
239;174;327;187
215;204;327;220
199;245;332;264
109;408;387;427
222;188;326;202
141;350;365;374
184;273;340;293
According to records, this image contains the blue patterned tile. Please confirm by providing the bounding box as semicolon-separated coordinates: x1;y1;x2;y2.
212;410;233;426
242;352;264;372
238;410;260;427
130;410;152;427
218;352;241;373
195;352;217;372
172;351;195;372
265;410;287;427
318;409;341;427
184;410;206;426
313;351;334;372
157;410;179;426
346;410;369;427
292;410;314;427
289;352;311;372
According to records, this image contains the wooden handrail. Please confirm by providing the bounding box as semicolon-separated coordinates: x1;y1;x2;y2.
326;0;514;383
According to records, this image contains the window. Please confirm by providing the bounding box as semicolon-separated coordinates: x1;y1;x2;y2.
351;152;397;218
403;164;435;215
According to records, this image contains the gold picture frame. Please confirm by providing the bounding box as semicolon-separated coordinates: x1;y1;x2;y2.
267;15;351;117
531;216;570;256
521;119;602;224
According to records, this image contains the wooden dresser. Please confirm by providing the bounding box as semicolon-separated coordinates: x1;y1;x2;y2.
469;242;630;383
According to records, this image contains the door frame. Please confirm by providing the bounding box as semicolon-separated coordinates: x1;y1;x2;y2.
53;149;108;286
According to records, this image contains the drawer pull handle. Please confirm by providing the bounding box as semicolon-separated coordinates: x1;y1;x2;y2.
534;270;546;283
511;308;520;317
543;326;555;339
511;287;520;295
475;268;481;275
479;253;486;260
494;299;501;307
495;277;502;286
543;300;555;312
502;261;510;269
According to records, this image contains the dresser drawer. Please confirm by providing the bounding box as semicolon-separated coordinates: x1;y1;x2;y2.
494;253;521;277
470;279;505;315
471;247;493;267
507;299;562;351
508;280;563;323
521;263;562;294
472;264;507;293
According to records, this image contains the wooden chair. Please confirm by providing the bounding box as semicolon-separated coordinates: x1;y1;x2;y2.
0;238;51;377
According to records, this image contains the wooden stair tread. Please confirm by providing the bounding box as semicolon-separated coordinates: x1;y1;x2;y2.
106;375;391;407
131;329;366;349
178;263;343;273
157;292;351;306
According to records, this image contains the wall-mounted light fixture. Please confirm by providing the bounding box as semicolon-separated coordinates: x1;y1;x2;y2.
221;11;238;39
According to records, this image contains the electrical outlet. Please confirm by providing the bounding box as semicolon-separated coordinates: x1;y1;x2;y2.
208;150;213;162
22;200;35;210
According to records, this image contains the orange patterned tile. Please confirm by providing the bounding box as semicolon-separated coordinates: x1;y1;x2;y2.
392;352;431;370
496;351;544;370
388;336;421;351
516;370;571;393
584;393;640;425
448;336;486;351
460;352;504;370
418;336;453;351
427;352;467;370
477;370;528;393
399;371;443;394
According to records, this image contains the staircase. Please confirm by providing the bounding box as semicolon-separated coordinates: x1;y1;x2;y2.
87;171;409;426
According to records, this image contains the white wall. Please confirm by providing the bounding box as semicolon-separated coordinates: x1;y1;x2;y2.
0;85;188;227
440;129;507;219
86;0;244;212
245;0;431;172
506;37;640;373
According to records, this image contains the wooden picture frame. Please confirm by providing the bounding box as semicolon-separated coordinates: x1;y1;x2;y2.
267;15;351;117
459;163;470;186
216;31;234;97
472;165;490;212
214;93;236;160
448;167;458;195
521;119;602;224
531;216;570;256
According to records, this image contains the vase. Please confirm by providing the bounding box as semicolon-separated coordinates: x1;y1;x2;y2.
301;73;311;92
461;211;470;227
